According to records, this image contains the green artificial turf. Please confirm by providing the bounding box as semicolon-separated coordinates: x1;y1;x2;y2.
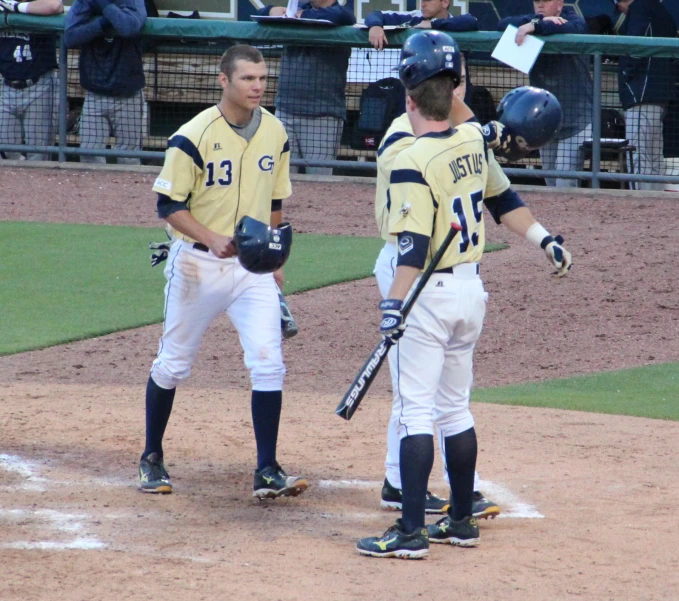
0;222;507;355
473;362;679;421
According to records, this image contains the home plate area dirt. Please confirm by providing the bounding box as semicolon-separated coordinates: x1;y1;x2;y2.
1;168;678;601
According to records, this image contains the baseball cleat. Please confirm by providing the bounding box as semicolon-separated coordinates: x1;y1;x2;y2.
253;462;308;499
472;491;501;519
357;519;429;559
380;478;450;514
138;452;173;494
427;515;480;547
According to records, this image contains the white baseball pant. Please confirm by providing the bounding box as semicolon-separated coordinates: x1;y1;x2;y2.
151;240;285;392
374;241;483;490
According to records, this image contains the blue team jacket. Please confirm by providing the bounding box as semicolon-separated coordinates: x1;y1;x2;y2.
364;10;478;33
64;0;146;97
617;0;677;110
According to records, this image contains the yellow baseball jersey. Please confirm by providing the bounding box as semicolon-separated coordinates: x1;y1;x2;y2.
376;114;510;243
152;106;291;241
388;123;489;270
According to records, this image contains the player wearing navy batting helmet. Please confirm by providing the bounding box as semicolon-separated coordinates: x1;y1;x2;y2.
357;31;573;559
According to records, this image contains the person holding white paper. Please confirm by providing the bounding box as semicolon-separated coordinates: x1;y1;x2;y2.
498;0;592;188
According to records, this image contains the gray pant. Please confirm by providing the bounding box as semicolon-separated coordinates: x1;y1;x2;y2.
539;123;592;188
80;90;144;165
0;70;57;161
625;104;665;192
276;110;343;176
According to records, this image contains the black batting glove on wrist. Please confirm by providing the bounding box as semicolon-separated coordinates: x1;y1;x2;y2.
379;299;405;344
541;234;573;277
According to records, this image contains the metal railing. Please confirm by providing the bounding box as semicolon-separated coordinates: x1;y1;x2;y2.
1;16;678;188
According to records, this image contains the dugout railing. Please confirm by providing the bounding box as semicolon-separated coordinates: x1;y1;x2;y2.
1;14;679;189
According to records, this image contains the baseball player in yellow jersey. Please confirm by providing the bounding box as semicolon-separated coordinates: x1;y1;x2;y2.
375;55;504;521
137;45;308;501
358;31;572;559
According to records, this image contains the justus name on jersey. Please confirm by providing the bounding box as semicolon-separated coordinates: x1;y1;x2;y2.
450;152;484;185
153;153;276;192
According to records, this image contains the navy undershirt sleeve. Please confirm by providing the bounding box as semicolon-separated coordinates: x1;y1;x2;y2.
395;231;430;269
157;193;188;219
483;188;525;224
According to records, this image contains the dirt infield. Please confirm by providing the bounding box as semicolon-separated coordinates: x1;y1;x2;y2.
1;166;678;600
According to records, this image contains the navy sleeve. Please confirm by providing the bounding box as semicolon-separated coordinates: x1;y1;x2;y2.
364;10;385;28
395;231;430;270
101;0;146;37
497;14;533;30
623;2;652;38
483;188;526;224
64;1;108;48
534;14;587;35
432;14;479;32
299;2;356;25
378;11;418;26
271;199;282;212
256;5;272;15
157;194;188;219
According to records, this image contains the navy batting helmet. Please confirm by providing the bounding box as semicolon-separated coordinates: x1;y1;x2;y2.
496;86;563;160
398;30;461;90
233;216;292;274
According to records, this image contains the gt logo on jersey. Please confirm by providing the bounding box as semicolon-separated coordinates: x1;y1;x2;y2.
399;202;411;216
258;155;274;172
398;236;414;255
269;242;282;250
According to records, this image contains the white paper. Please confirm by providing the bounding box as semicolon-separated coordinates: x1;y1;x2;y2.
491;25;544;75
286;0;298;18
347;48;400;83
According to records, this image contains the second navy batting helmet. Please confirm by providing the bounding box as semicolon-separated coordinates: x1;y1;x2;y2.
496;86;563;160
398;30;461;90
234;216;292;274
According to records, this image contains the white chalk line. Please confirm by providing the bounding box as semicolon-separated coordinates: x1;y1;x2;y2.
319;479;544;519
0;455;108;550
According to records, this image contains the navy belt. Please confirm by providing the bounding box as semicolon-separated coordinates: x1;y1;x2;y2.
193;242;209;252
4;76;39;90
434;264;480;275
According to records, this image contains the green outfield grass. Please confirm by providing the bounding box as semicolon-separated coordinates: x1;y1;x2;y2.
0;221;506;355
473;362;679;421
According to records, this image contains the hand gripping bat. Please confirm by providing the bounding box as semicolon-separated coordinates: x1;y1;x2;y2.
335;223;463;420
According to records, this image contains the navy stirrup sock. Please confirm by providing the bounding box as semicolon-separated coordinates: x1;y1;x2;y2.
444;427;478;521
399;434;435;534
142;376;176;460
251;390;282;471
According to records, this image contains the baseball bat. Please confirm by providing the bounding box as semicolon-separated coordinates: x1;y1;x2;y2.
335;223;463;421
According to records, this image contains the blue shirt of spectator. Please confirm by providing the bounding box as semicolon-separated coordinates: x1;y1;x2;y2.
64;0;146;97
257;0;356;120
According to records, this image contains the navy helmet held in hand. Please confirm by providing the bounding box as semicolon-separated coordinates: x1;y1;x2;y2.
496;86;563;160
234;216;292;274
398;30;462;90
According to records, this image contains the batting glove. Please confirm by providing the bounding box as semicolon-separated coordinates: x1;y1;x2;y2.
277;288;299;339
0;0;20;12
149;241;171;267
379;299;405;344
542;234;572;277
